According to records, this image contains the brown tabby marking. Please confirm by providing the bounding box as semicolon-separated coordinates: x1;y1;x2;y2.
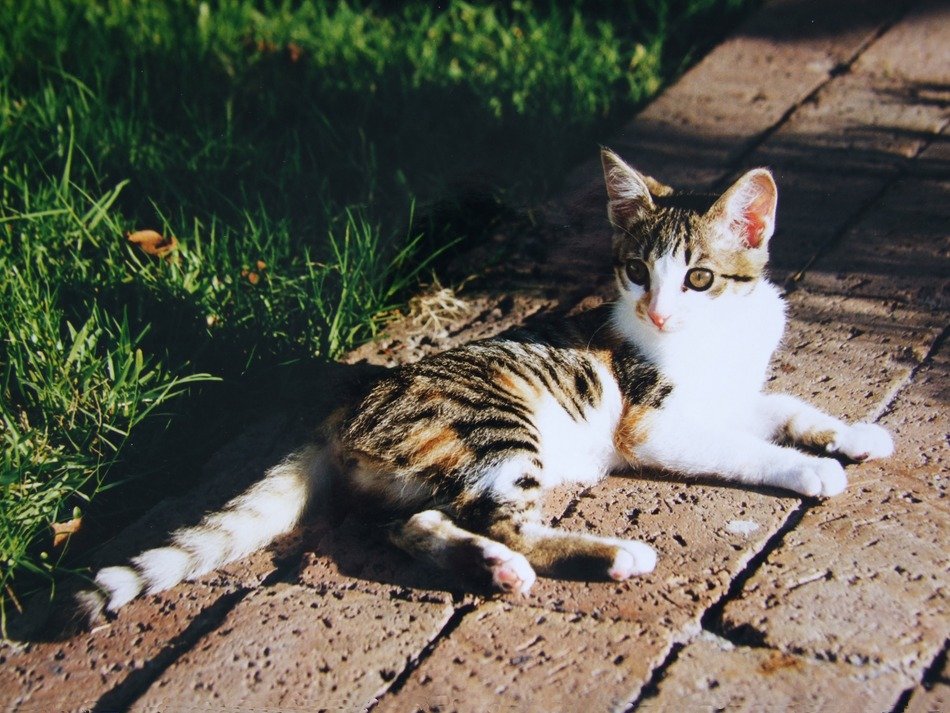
614;404;652;459
793;428;838;451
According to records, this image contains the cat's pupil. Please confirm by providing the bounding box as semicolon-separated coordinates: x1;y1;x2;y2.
625;259;649;288
685;267;714;291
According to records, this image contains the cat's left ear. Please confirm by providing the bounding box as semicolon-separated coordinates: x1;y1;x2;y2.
707;169;778;250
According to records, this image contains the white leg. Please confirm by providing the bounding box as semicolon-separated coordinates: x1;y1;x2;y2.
758;393;894;461
634;413;847;497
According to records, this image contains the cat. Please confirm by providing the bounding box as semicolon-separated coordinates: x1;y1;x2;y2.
78;149;894;619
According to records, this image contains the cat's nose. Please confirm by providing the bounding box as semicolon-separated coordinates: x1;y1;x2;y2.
648;310;668;329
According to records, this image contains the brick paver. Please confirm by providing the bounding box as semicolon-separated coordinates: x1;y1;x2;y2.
905;652;949;713
374;601;662;713
3;1;947;711
638;632;913;712
131;585;454;712
719;344;948;680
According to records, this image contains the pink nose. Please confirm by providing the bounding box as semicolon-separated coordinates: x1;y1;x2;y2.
648;310;668;329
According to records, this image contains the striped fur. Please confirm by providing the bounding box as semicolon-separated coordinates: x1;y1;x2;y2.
80;150;895;621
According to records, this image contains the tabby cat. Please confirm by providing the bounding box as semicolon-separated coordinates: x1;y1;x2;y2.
80;149;894;618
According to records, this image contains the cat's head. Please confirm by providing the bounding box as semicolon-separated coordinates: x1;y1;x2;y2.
601;149;777;334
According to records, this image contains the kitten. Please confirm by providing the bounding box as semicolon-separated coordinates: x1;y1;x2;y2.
79;149;894;618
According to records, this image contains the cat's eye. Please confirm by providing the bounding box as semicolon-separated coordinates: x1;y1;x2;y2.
684;267;714;291
624;259;650;288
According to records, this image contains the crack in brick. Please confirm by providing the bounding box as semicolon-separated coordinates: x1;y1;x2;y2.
100;562;300;711
91;587;251;712
624;641;687;711
892;641;950;712
788;125;950;286
876;322;950;422
367;603;478;711
712;1;914;198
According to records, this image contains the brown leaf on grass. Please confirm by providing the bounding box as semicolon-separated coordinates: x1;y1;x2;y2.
127;229;178;258
51;517;82;548
287;42;303;63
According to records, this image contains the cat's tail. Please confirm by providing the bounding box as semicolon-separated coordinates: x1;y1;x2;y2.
77;444;330;623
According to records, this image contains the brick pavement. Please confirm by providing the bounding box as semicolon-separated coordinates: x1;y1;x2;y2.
2;0;947;710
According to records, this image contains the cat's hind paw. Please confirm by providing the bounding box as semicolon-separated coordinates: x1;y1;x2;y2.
788;457;847;498
608;541;657;581
828;423;894;462
482;542;536;595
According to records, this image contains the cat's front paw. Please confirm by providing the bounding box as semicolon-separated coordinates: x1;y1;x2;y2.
482;542;536;595
608;540;658;581
787;457;847;498
828;423;894;462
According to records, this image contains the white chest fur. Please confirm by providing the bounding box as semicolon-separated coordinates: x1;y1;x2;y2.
615;280;786;429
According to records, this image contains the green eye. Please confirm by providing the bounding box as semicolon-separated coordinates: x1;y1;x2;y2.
625;259;650;288
685;267;714;291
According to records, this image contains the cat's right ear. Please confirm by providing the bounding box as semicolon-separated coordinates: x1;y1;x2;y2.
706;168;778;250
601;149;655;226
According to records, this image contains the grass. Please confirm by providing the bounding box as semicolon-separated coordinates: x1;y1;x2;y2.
0;0;755;632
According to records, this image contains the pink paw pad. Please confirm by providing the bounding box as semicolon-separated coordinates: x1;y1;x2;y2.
482;544;536;595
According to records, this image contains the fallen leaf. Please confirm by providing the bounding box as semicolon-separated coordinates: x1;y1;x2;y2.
247;271;260;285
287;42;303;63
52;517;82;548
127;229;178;258
256;259;267;271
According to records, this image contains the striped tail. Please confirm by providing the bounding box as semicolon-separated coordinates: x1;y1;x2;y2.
78;444;329;622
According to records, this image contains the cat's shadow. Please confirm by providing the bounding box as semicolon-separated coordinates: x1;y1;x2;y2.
287;506;469;597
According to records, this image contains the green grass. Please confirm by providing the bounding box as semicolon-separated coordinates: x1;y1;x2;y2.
0;0;754;632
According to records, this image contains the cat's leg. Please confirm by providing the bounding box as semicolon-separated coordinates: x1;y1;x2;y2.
388;509;536;594
488;518;658;582
757;393;894;461
634;412;849;497
461;495;656;582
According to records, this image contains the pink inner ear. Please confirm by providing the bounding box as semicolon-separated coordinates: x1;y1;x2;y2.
742;208;766;248
736;175;775;248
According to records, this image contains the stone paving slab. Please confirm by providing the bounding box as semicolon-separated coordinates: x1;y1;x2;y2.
713;22;949;678
739;18;949;273
606;0;903;191
374;600;664;713
720;343;949;677
639;632;914;712
1;580;243;713
799;174;950;310
912;128;950;179
130;584;454;713
905;652;949;713
852;0;950;86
